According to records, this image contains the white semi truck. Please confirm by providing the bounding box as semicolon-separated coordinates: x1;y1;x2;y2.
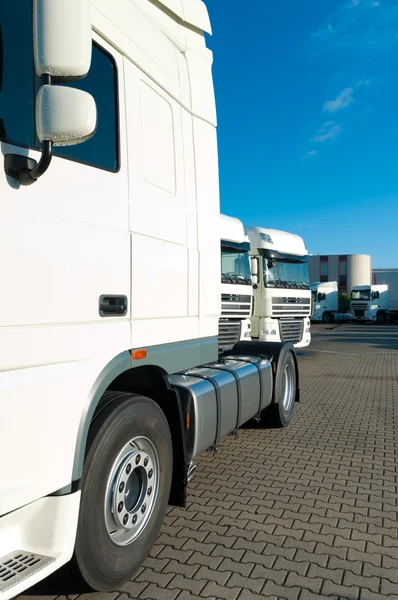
219;215;253;353
247;227;312;348
0;1;301;597
351;276;398;323
310;281;353;323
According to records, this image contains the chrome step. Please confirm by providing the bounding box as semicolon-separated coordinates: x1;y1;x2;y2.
0;552;54;593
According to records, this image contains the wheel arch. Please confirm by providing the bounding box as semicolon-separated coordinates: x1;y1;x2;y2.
70;351;188;507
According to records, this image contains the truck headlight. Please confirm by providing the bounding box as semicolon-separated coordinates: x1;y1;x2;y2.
261;329;277;336
244;330;251;338
306;327;311;333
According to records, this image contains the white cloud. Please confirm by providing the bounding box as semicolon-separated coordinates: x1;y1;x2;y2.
324;87;354;112
311;121;342;143
356;79;370;86
301;150;319;160
311;0;398;53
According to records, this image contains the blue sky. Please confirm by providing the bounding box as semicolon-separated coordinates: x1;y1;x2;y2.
206;0;398;267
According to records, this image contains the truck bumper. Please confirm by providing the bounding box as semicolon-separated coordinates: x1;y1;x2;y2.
0;492;80;600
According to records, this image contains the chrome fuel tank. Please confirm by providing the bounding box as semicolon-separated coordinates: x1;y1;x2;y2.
169;356;273;462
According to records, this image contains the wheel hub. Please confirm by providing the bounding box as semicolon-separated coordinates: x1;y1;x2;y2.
105;437;159;546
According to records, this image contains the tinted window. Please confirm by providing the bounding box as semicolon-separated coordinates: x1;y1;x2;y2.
55;43;119;172
0;2;118;172
0;1;35;147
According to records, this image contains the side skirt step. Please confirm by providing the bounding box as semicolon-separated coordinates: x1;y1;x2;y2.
0;552;54;593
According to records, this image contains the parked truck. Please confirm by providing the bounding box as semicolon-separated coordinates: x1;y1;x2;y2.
351;277;398;323
247;227;312;348
0;1;300;597
219;215;253;353
310;281;353;323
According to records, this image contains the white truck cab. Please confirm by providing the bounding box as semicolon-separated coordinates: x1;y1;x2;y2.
247;227;311;348
219;215;253;353
311;281;339;322
0;1;301;596
351;285;389;322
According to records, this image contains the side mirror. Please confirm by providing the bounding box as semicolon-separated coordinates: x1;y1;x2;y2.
6;0;96;185
252;274;258;286
250;257;258;277
34;0;92;79
36;86;97;145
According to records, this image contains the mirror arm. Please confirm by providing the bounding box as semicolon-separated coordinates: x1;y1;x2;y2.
17;74;54;186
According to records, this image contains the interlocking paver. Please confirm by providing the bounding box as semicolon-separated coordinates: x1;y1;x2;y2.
18;325;398;600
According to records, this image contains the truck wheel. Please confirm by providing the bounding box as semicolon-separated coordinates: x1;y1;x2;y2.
377;311;386;324
267;351;297;428
68;393;172;591
322;312;332;323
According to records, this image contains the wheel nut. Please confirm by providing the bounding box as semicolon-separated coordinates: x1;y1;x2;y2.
144;457;149;467
141;504;147;514
148;469;153;479
123;514;129;525
119;482;125;493
147;487;152;496
132;514;138;524
126;464;131;475
136;454;141;465
118;501;124;513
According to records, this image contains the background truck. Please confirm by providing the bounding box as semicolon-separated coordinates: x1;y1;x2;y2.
247;227;312;348
311;281;354;323
219;214;253;353
0;1;300;597
351;280;398;323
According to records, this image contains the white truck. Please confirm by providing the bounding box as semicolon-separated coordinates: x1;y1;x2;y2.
310;281;353;323
0;1;301;597
219;215;253;354
351;278;398;323
247;227;312;348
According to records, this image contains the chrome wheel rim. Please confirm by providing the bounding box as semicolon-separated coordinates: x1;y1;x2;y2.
104;436;159;546
282;363;294;412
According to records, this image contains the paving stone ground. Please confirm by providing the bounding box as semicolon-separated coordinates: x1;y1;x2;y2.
19;324;398;600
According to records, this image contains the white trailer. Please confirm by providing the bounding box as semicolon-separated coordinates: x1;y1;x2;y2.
310;281;354;323
0;1;301;597
247;227;312;348
219;215;253;353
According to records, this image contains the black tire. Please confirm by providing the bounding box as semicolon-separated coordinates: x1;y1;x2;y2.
322;312;332;323
67;392;173;591
377;311;386;324
265;350;297;428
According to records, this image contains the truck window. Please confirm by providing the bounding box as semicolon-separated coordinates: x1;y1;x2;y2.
0;2;36;147
0;2;118;172
55;43;119;172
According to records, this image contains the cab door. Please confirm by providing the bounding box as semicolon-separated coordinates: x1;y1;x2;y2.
0;3;130;513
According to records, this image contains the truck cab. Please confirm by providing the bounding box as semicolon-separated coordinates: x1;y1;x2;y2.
310;281;339;323
351;285;389;322
219;215;253;353
0;1;300;596
247;227;311;348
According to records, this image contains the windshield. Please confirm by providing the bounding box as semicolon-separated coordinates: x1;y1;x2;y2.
263;258;309;289
221;249;252;285
351;289;370;301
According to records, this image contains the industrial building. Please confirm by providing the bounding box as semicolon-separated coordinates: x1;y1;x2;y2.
309;254;372;294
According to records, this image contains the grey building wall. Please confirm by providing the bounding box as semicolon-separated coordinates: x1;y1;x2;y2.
309;254;371;292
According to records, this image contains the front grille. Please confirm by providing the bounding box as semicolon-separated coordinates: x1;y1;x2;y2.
280;319;304;344
218;319;241;354
272;297;311;318
221;293;252;317
352;303;368;310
